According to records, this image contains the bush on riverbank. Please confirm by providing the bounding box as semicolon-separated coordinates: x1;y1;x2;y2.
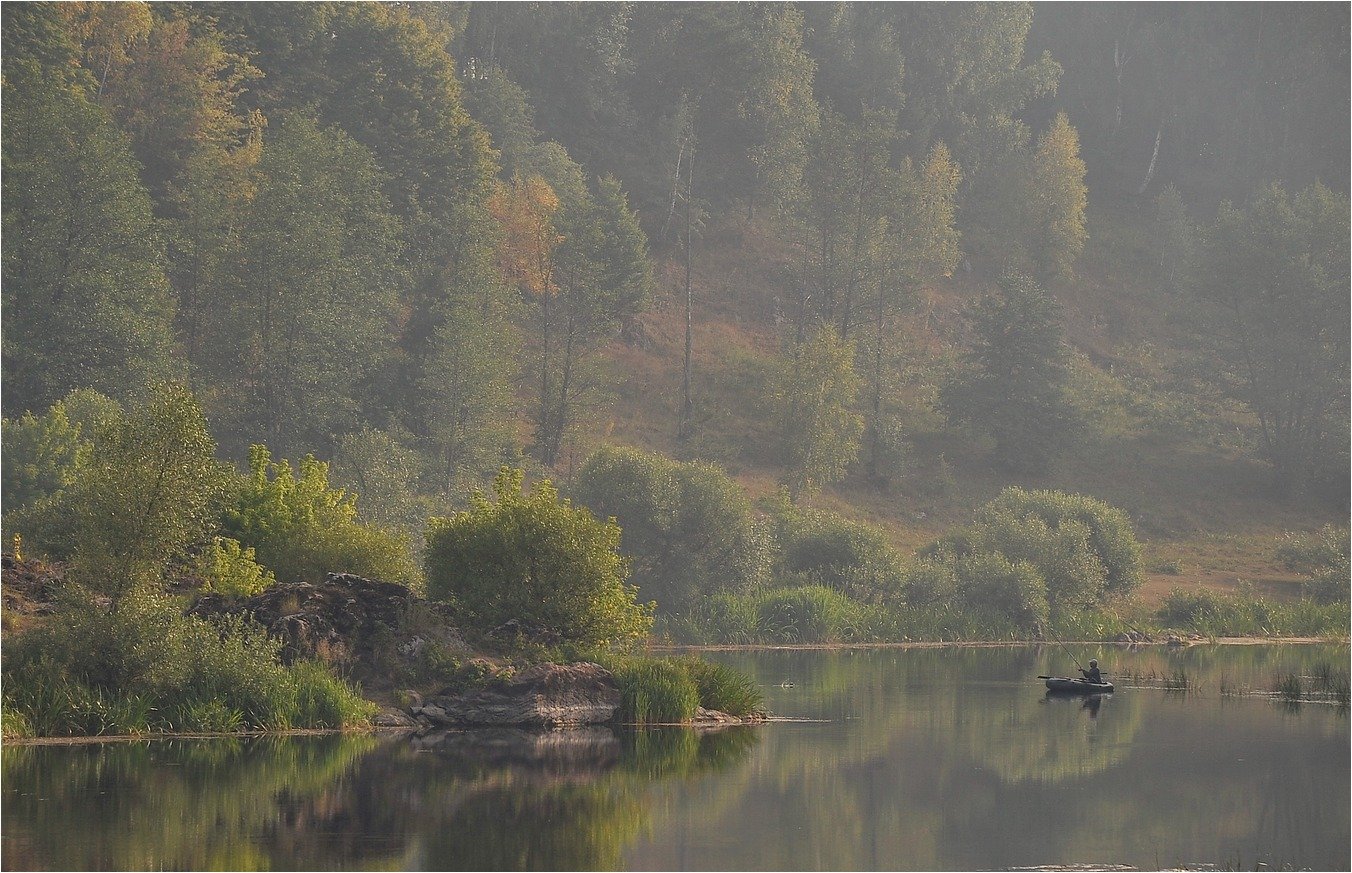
425;468;653;651
1;588;374;738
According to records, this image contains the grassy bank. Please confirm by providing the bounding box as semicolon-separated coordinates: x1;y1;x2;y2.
1;589;375;740
658;585;1348;646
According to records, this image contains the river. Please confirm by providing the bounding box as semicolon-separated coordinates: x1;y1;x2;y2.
3;643;1347;870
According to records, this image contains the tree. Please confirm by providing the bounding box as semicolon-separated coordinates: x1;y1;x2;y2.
802;4;906;118
799;107;899;341
863;141;963;480
87;8;259;210
737;4;820;218
58;1;152;97
2;20;177;416
425;467;654;650
1030;112;1088;282
1152;183;1195;295
214;114;401;454
772;504;907;604
1199;183;1350;496
940;272;1079;473
215;3;504;453
329;427;436;543
494;171;652;467
893;3;1061;178
773;326;865;500
1031;5;1350;203
1;401;90;516
419;288;521;495
70;383;223;600
222;445;419;586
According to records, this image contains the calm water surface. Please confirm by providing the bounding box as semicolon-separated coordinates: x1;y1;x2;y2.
3;644;1348;870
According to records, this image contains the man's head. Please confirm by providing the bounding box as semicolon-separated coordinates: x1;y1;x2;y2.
1089;659;1098;668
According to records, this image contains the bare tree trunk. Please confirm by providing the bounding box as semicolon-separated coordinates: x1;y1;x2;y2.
679;146;696;440
867;276;886;481
1136;124;1162;196
536;293;552;461
662;141;685;242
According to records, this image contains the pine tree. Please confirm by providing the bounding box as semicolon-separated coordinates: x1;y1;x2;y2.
940;272;1079;474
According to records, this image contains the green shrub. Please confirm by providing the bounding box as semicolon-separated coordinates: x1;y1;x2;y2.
1156;587;1230;630
425;467;653;649
675;657;764;716
224;445;419;586
775;507;907;603
199;537;276;597
915;487;1142;626
1278;525;1349;573
611;659;700;724
974;487;1142;598
1;400;90;514
754;585;854;643
1;588;373;737
1278;525;1349;604
955;552;1049;630
1154;587;1348;638
1303;567;1350;605
572;447;770;613
901;559;958;607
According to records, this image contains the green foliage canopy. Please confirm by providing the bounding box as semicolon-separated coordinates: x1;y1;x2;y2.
2;8;176;417
70;383;223;599
774;326;865;499
1200;183;1350;495
941;272;1079;473
425;468;653;649
917;487;1142;627
573;446;769;613
223;445;418;587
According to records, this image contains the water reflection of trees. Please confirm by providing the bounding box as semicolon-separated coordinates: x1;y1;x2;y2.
2;735;377;870
629;645;1346;870
1;725;758;871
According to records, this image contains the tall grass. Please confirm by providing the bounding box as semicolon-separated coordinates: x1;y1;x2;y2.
2;589;374;738
609;658;701;724
673;657;764;716
754;586;855;643
1156;588;1348;638
603;656;763;722
1272;663;1350;706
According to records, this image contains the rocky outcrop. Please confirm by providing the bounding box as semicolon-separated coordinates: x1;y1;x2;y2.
413;662;620;728
189;572;469;679
1;554;62;630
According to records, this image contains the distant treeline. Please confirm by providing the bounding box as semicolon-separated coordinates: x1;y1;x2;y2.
2;2;1346;517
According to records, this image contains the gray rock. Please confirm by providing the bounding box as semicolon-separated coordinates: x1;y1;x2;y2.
422;662;620;727
373;708;419;728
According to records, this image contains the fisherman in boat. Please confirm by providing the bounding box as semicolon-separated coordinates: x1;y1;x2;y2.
1079;659;1104;684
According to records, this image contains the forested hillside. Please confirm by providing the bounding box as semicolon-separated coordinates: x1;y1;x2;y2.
3;2;1348;626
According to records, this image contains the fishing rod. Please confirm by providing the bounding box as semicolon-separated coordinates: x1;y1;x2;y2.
1043;622;1085;673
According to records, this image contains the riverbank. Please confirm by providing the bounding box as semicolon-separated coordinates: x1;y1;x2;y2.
3;558;1342;742
650;636;1339;652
